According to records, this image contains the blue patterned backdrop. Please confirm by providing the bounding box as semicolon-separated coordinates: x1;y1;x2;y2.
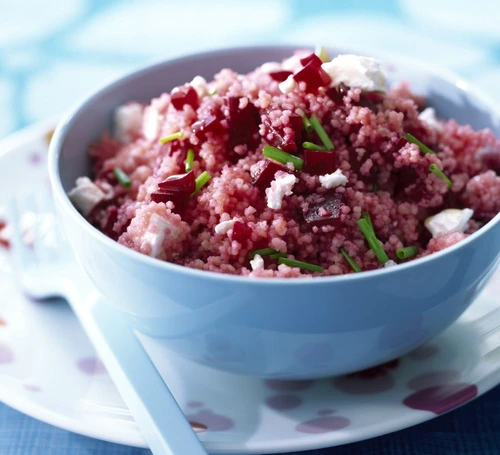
1;0;500;139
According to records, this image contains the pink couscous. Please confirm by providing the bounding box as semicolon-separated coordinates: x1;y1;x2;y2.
69;50;500;277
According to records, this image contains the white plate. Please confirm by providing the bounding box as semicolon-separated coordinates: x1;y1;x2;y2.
1;121;500;453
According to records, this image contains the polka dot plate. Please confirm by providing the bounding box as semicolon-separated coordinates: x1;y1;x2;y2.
1;120;500;453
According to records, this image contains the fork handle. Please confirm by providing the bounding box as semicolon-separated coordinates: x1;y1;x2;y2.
63;272;207;455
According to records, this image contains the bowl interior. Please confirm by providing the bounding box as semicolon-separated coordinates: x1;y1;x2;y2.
55;45;500;193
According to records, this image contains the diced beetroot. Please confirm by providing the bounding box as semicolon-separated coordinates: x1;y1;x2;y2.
171;86;198;111
303;193;343;227
326;82;349;104
231;221;252;243
358;91;384;110
390;137;409;156
303;150;337;175
251;159;287;190
269;71;292;82
192;109;225;137
157;171;195;195
262;112;302;152
226;97;260;150
293;63;332;94
300;53;323;68
151;191;185;213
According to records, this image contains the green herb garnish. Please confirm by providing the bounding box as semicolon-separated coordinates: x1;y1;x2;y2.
315;45;330;63
302;115;314;133
340;247;362;273
309;116;335;150
278;257;324;273
302;141;327;151
429;164;452;188
190;171;211;197
248;248;279;260
262;145;304;170
185;148;195;172
269;252;287;260
361;212;374;232
159;131;184;144
396;246;419;259
357;219;389;264
113;167;132;188
405;133;436;155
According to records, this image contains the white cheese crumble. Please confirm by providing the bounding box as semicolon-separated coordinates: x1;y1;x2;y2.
322;54;387;92
260;62;282;73
418;107;442;131
142;213;181;258
266;173;297;210
384;259;397;268
113;103;144;143
215;219;235;235
425;208;474;238
250;254;264;271
278;74;297;94
190;76;209;97
142;106;162;140
319;169;348;189
68;177;106;216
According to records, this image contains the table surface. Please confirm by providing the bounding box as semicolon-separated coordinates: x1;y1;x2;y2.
1;0;500;453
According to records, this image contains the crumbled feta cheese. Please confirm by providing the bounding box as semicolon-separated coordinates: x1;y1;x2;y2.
425;208;474;238
250;254;264;271
319;169;348;189
142;106;162;140
322;54;387;92
68;177;106;216
142;213;180;258
384;260;397;268
260;62;282;73
113;103;144;143
278;75;297;94
266;172;297;210
215;219;235;235
419;107;442;131
190;75;209;98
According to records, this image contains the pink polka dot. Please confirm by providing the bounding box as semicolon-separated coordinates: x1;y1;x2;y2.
0;344;14;364
317;409;335;415
186;409;234;431
187;401;204;408
264;379;314;392
77;357;106;375
266;394;302;411
408;344;439;361
403;383;478;415
296;416;350;434
23;384;41;392
407;370;460;391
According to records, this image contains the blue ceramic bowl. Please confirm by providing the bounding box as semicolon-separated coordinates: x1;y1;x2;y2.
49;46;500;379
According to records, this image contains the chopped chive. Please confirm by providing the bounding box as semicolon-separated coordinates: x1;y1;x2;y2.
302;115;314;133
248;248;278;260
113;167;132;188
357;219;389;264
159;131;184;144
303;141;327;151
185;148;195;172
269;252;287;260
340;247;362;273
190;171;212;197
278;257;324;273
429;164;452;188
262;144;304;170
405;133;436;155
361;212;374;232
309;116;335;150
396;246;419;259
315;45;330;63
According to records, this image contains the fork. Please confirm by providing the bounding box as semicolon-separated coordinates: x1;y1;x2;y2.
6;192;207;455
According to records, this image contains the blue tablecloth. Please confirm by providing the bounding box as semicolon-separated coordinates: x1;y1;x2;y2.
1;0;500;453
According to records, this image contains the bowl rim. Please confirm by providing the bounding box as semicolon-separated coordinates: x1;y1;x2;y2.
48;44;500;286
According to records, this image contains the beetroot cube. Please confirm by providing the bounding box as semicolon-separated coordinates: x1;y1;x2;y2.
251;159;287;190
303;150;336;175
300;53;323;68
171;86;198;111
157;171;195;196
269;70;293;82
262;112;302;152
303;193;343;227
293;62;332;93
231;221;252;243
